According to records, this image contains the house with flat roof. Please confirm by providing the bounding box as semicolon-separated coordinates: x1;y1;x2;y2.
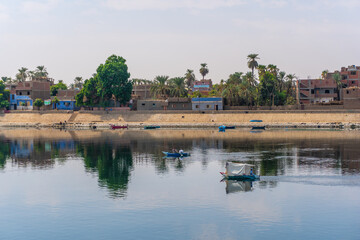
191;97;223;111
297;79;337;104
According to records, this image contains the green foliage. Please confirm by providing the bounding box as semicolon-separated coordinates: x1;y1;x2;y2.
190;91;203;98
0;80;9;109
185;69;195;88
51;81;67;96
34;98;44;108
96;55;132;107
247;54;259;77
169;77;187;97
76;55;132;107
258;72;276;106
150;75;170;99
199;63;209;80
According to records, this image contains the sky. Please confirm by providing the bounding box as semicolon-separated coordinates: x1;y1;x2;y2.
0;0;359;85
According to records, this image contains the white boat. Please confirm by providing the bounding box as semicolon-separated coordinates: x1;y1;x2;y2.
220;162;260;180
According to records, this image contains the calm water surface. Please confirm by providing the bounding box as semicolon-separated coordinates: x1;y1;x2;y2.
0;129;359;240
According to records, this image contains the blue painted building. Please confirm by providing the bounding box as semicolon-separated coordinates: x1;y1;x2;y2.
53;100;77;110
191;97;223;111
15;95;33;110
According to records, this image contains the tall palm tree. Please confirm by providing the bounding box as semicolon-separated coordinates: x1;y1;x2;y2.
35;65;48;78
257;65;266;78
74;76;83;89
1;77;8;83
199;63;209;80
247;54;259;78
185;69;196;88
244;72;257;87
150;75;170;99
169;77;187;97
16;67;28;82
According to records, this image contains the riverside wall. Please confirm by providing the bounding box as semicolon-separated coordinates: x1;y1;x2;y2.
1;110;360;128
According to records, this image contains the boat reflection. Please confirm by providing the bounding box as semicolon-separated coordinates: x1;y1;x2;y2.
223;180;254;194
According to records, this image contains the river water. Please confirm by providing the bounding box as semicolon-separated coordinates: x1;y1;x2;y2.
0;129;359;240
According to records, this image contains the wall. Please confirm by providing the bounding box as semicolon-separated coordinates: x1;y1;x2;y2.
137;100;166;111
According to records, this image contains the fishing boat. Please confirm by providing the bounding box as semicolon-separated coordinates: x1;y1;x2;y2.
162;151;191;157
225;126;236;129
220;162;260;180
110;124;128;129
250;120;263;122
144;126;160;129
219;125;226;132
251;126;265;130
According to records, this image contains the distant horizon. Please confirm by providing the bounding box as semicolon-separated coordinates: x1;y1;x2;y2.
1;0;359;85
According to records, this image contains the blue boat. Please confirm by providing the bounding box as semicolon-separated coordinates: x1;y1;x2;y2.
162;151;191;157
250;120;263;122
220;162;260;180
219;125;226;132
144;126;160;129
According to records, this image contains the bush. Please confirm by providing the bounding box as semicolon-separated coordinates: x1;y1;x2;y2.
34;98;44;109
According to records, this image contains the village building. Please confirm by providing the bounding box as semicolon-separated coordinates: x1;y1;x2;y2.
340;65;360;87
131;84;152;100
192;79;212;95
297;78;338;104
342;87;360;109
191;97;223;111
52;89;80;110
137;98;192;111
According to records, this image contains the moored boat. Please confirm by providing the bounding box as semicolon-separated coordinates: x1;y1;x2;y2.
225;126;236;129
250;120;263;122
110;124;128;129
251;126;265;130
144;126;160;129
220;162;260;180
162;151;191;157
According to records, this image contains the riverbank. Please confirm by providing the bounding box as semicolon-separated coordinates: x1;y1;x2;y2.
1;111;360;129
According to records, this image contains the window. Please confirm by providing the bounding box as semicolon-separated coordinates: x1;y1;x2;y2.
152;103;156;106
27;91;30;95
347;90;350;94
206;105;211;108
352;81;355;84
19;92;22;95
141;103;145;106
351;71;356;75
195;105;199;108
342;75;348;80
12;95;14;100
311;89;314;94
172;104;175;108
325;90;330;94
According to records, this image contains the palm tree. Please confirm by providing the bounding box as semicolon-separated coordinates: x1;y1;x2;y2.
74;77;83;89
169;77;187;97
257;65;266;78
35;66;48;78
247;54;259;78
199;63;209;80
150;75;170;99
333;72;342;101
185;69;196;88
16;67;28;82
1;77;8;83
244;72;257;87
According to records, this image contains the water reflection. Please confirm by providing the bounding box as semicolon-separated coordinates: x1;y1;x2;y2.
76;143;133;198
224;180;253;194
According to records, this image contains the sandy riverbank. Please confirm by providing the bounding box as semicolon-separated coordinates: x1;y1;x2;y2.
0;111;359;129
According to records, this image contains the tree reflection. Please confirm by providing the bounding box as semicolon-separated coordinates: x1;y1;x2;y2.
0;141;9;169
77;143;133;198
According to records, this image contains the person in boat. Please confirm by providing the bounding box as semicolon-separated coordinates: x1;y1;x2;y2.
179;149;184;156
172;148;178;153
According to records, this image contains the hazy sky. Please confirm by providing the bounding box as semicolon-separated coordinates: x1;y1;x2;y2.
0;0;359;85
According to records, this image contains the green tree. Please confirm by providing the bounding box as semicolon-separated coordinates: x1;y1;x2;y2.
150;75;170;99
0;80;10;109
258;71;276;106
50;80;67;96
169;77;187;97
76;77;100;107
96;55;132;107
247;54;259;78
16;67;28;82
35;66;48;78
333;72;343;101
52;96;60;109
190;90;203;98
199;63;209;80
74;77;83;89
321;70;329;79
34;98;44;110
185;69;196;88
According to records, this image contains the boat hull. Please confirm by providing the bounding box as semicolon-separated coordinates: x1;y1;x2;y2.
162;151;190;157
110;125;128;129
144;126;160;129
225;126;236;129
251;126;265;130
220;172;260;180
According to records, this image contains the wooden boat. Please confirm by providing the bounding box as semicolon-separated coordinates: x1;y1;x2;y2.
110;124;128;129
220;162;260;180
251;126;265;130
144;126;160;129
250;120;263;122
225;126;236;129
162;151;191;157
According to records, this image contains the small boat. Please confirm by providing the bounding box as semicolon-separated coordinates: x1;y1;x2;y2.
110;124;128;129
251;126;265;130
225;126;236;129
144;126;160;129
162;151;191;157
220;162;260;180
219;125;226;132
250;120;263;122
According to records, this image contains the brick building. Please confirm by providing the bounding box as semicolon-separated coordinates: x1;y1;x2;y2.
339;65;360;87
192;79;212;95
297;78;338;104
343;87;360;109
16;81;51;101
131;84;152;100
